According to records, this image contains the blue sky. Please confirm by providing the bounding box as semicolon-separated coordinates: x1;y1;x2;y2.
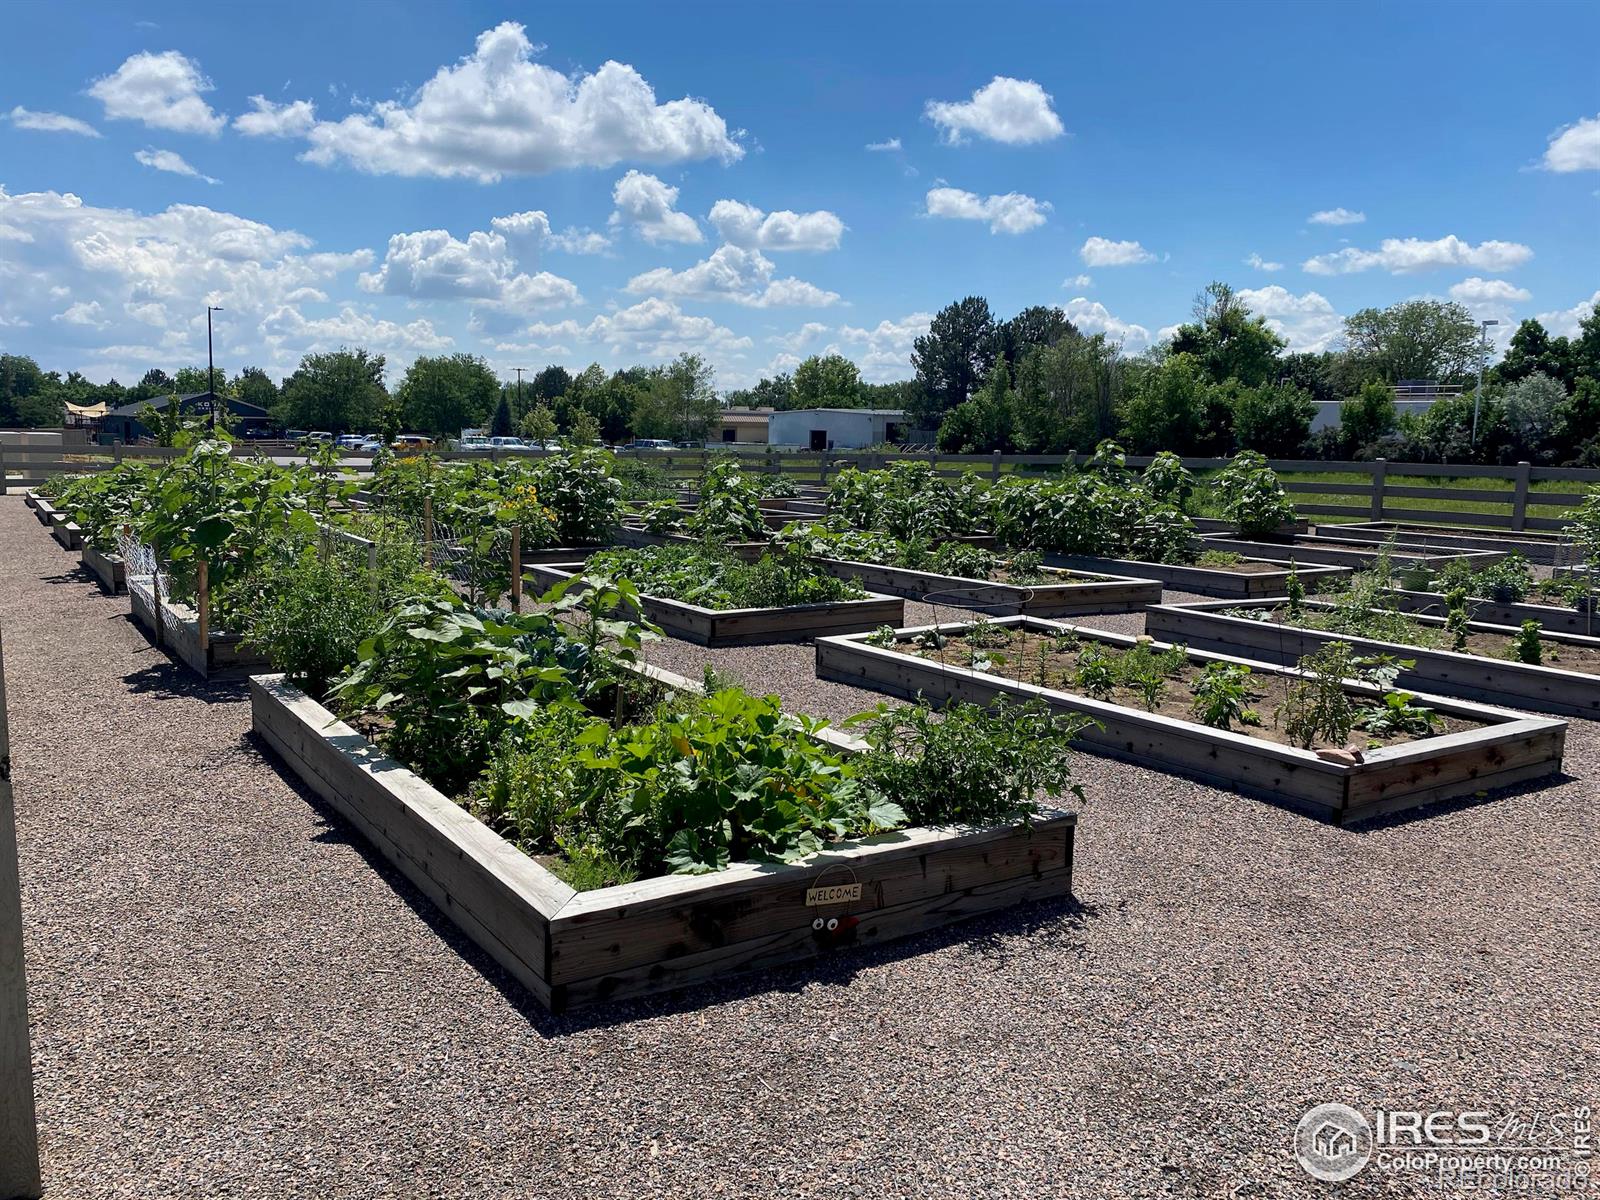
1;0;1596;390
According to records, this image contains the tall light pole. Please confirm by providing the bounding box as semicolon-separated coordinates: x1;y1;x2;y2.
206;305;224;431
512;367;529;443
1471;318;1498;445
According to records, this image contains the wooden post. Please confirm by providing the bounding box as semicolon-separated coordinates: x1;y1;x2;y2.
367;541;380;607
151;564;165;647
113;442;124;465
196;559;210;657
1511;461;1531;532
0;440;7;498
422;494;434;568
0;627;44;1200
509;525;523;613
1370;458;1387;522
991;449;1002;482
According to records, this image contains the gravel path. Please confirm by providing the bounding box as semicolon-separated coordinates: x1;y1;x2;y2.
4;495;1596;1198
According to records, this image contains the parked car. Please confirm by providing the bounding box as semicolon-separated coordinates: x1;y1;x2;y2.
356;437;383;454
490;436;529;450
392;434;434;454
625;439;676;451
335;434;367;449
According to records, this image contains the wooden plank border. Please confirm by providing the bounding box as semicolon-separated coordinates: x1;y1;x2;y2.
1198;534;1507;572
814;616;1566;825
80;544;126;593
1038;552;1349;600
1144;599;1600;718
1312;521;1571;565
526;562;906;646
128;579;271;679
250;672;1076;1012
811;557;1162;616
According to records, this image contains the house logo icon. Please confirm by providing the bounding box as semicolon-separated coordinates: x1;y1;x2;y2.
1294;1102;1373;1182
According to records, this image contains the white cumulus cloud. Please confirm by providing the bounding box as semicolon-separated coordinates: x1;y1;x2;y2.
865;138;901;152
925;76;1064;145
1235;286;1344;352
1536;290;1600;338
925;187;1050;234
1308;207;1365;226
88;50;225;135
1061;299;1150;350
624;244;839;308
581;297;751;357
133;148;219;184
837;312;935;382
233;96;316;138
299;22;741;181
609;170;702;244
1245;252;1283;272
708;200;844;252
1542;114;1600;172
1449;277;1532;305
1079;236;1155;266
8;106;101;137
1303;235;1533;275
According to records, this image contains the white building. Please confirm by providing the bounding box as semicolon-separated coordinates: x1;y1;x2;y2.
766;408;908;451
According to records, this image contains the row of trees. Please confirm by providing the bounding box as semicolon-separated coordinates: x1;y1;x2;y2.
909;285;1600;465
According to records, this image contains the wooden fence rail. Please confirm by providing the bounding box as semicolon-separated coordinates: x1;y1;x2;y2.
4;441;1595;533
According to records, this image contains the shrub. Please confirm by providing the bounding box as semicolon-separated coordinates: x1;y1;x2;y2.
1510;620;1543;665
1208;450;1297;537
850;697;1087;826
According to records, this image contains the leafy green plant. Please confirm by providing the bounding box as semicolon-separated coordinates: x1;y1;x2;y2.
1208;450;1297;537
1564;487;1600;567
1444;585;1471;652
1005;549;1050;585
1196;549;1244;567
1190;662;1259;730
584;544;865;610
1141;451;1193;507
1357;690;1440;738
850;697;1088;825
1510;620;1543;665
1073;645;1116;698
1285;566;1305;620
1277;640;1358;749
964;615;1013;648
865;624;899;648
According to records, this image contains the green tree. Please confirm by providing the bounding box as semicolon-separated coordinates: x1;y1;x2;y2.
490;393;514;438
632;353;720;441
395;353;498;436
128;368;173;403
725;373;794;410
792;354;862;409
277;348;388;434
1011;332;1124;452
1276;351;1343;405
1120;353;1211;454
911;296;997;424
1168;282;1285;387
1571;301;1600;384
1344;300;1481;383
1500;372;1567;458
0;354;64;427
232;366;279;413
173;365;234;398
1230;380;1314;457
1494;319;1573;390
1340;379;1398;451
520;404;558;447
568;408;602;446
996;305;1073;369
937;356;1016;452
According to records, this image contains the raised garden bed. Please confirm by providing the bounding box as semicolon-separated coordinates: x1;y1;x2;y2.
30;497;56;526
1385;589;1600;638
1314;521;1571;565
1198;534;1507;572
614;524;771;562
812;557;1161;616
1190;516;1309;538
1037;552;1348;599
1145;599;1600;718
80;544;126;593
128;576;271;679
815;616;1566;824
250;669;1076;1012
526;561;905;645
49;513;83;550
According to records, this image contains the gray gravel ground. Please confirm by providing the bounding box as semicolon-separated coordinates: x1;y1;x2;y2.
4;494;1597;1199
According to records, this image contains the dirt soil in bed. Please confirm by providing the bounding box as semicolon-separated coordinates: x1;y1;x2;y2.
4;495;1597;1199
881;627;1482;752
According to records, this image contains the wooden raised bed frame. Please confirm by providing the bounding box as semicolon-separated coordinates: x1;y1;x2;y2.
250;669;1076;1012
1198;534;1507;572
1314;521;1571;565
1144;599;1600;718
48;512;82;550
1038;552;1348;600
128;576;271;679
811;557;1162;616
815;616;1566;825
526;562;905;646
80;544;126;593
1386;588;1600;638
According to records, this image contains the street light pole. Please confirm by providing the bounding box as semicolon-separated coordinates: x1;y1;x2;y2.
1471;318;1498;445
206;305;224;432
512;366;529;443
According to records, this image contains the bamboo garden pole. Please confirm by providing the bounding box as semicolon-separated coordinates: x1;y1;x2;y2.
509;525;523;613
